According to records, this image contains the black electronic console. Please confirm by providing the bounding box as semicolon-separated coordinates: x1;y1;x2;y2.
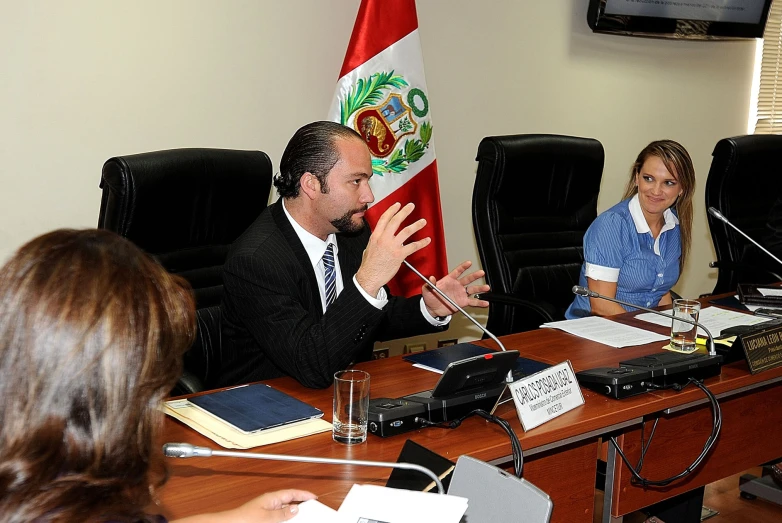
576;366;654;399
577;352;724;399
402;382;508;423
367;398;427;438
368;350;519;437
620;352;723;387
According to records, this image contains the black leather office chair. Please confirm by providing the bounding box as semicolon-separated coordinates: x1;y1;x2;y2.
706;136;782;506
705;135;782;295
472;134;604;336
180;305;222;394
98;148;273;393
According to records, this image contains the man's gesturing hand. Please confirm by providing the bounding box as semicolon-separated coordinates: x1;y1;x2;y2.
422;260;490;318
355;202;430;297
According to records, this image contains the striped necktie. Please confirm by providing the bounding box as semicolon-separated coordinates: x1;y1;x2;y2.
323;243;337;308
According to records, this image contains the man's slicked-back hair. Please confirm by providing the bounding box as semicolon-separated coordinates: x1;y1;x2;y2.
274;121;365;198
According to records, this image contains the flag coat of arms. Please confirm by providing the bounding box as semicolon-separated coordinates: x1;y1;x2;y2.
328;0;447;297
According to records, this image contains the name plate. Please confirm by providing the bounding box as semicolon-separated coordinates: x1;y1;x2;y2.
510;360;584;431
740;324;782;374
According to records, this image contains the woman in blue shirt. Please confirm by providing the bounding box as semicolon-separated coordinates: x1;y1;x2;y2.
566;140;695;318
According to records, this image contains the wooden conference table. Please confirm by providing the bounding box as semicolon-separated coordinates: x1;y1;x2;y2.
159;301;782;523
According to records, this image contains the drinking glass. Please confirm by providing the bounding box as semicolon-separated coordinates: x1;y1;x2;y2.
671;299;701;351
332;369;370;444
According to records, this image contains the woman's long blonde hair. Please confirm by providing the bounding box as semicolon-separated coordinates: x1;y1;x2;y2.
622;140;695;273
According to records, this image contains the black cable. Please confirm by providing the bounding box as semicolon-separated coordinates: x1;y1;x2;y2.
609;378;722;488
416;409;524;478
635;417;660;473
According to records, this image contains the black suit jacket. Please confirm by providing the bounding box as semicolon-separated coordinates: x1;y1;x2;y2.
219;201;443;389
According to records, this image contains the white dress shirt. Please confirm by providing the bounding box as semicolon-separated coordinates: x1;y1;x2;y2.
281;200;449;325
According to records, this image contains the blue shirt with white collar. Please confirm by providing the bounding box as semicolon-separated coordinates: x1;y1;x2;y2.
565;194;681;319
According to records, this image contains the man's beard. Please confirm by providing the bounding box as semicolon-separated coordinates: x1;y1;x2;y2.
331;206;368;234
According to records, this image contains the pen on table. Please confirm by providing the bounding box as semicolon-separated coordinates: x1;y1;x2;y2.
423;465;456;493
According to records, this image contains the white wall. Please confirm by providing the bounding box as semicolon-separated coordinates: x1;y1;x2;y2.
0;1;756;349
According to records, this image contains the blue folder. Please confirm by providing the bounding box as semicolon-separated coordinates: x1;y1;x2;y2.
188;383;323;433
403;343;550;380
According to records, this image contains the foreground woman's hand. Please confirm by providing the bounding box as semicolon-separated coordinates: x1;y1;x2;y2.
173;489;318;523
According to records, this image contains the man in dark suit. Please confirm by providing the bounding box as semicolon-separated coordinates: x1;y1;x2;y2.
219;121;489;388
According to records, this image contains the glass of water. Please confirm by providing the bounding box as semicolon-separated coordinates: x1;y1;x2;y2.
332;369;370;444
671;299;701;351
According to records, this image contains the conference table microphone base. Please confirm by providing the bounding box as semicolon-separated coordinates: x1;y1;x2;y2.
368;382;508;437
577;352;723;399
576;366;655;399
619;351;723;388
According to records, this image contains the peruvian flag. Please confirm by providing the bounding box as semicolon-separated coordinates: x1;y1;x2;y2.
328;0;447;298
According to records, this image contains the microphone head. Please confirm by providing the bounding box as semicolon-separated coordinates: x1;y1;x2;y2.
708;207;727;223
162;442;213;458
572;285;590;297
163;443;193;458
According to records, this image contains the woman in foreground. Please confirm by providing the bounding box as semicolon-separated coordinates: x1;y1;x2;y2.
0;229;314;522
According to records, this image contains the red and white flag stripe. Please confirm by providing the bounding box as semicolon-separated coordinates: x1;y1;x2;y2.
328;0;447;297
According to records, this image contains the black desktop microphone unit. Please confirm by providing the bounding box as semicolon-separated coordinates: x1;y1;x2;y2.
365;261;518;438
572;285;724;485
571;286;723;398
402;260;514;384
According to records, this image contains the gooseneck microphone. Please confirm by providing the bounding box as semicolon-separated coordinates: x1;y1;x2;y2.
163;442;445;494
403;260;513;383
708;206;782;268
572;285;716;357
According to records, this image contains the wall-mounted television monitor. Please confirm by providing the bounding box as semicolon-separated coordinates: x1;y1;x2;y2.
587;0;773;40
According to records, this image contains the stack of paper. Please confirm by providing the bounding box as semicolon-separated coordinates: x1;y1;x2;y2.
541;316;669;348
290;484;468;523
635;306;770;337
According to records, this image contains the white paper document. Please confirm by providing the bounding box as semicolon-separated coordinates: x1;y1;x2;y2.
541;316;668;348
289;499;339;522
289;485;468;523
339;485;467;523
635;306;770;337
759;287;782;297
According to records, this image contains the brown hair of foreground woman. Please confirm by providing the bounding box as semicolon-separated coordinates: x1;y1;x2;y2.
0;229;314;523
